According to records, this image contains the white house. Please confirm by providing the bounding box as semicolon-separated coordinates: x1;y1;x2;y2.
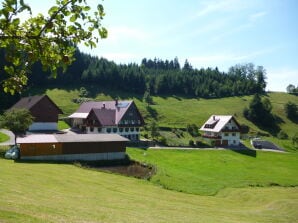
68;100;144;141
200;115;241;146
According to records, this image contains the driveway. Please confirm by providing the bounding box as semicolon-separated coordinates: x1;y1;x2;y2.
0;129;15;146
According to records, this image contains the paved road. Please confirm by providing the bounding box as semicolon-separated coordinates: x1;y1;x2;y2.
0;129;15;146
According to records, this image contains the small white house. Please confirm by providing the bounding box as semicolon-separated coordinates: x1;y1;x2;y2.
200;115;241;146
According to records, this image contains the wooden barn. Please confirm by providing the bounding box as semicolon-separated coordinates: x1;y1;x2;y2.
17;134;129;161
10;95;63;131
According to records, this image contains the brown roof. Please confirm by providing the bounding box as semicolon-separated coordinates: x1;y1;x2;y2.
10;95;63;114
91;108;116;126
75;101;132;123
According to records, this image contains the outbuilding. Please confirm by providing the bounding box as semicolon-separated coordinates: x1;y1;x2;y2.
17;134;129;161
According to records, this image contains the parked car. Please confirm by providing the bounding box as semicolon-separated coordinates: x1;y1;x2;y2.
5;145;20;160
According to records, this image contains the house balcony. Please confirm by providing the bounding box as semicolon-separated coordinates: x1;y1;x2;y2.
202;134;221;139
221;128;240;132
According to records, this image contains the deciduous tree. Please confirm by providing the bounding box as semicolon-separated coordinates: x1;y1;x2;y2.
0;0;107;94
0;108;33;144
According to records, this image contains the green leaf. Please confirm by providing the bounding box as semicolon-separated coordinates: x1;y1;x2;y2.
70;15;77;22
83;6;91;11
48;6;59;16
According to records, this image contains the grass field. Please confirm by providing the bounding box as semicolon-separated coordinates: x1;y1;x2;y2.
0;150;297;223
0;132;9;143
128;148;298;195
32;85;298;149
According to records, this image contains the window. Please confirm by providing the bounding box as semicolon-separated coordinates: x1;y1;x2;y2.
107;128;111;133
125;128;129;132
232;133;236;136
113;128;117;133
130;127;134;132
119;128;123;132
136;127;139;132
224;133;229;136
90;127;94;132
97;127;102;132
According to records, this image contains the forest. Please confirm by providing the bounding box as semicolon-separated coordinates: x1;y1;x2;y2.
0;48;267;111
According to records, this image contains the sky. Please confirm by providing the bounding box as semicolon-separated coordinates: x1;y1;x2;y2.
27;0;298;91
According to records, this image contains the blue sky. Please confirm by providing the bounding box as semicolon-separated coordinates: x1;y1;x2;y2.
29;0;298;91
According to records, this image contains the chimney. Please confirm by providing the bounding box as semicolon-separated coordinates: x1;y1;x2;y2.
103;103;105;109
115;98;119;106
213;115;215;120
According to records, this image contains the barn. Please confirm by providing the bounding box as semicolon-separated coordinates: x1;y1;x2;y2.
17;134;129;161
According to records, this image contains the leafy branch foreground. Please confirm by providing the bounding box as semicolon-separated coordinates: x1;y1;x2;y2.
0;0;107;94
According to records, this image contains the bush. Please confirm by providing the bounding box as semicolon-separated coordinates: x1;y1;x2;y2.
189;140;195;147
292;133;298;146
186;124;199;137
157;136;167;145
277;130;288;140
240;124;249;134
79;87;90;97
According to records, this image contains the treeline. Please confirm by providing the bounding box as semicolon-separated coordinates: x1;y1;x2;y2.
0;48;267;110
29;50;266;97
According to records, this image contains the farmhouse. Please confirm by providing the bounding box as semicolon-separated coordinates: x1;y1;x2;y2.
10;95;63;131
17;134;129;161
68;100;144;141
200;115;241;146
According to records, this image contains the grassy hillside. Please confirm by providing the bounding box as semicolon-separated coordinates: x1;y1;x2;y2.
128;148;298;195
30;85;298;149
0;152;297;222
0;132;9;143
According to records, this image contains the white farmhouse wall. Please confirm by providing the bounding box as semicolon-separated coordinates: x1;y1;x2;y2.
86;126;140;140
220;132;240;146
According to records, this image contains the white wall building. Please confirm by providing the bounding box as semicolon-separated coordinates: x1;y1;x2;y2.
200;115;241;146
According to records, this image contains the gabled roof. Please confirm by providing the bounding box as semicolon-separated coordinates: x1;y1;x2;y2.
69;100;135;124
10;95;63;114
200;115;239;133
91;108;116;126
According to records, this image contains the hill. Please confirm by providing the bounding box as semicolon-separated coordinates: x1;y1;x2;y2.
0;149;297;222
29;85;298;150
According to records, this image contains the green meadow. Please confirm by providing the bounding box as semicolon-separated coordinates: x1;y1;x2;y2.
38;86;298;150
0;132;9;143
0;148;297;222
128;148;298;195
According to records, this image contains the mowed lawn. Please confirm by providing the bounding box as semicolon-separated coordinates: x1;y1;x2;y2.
0;149;298;222
0;132;9;143
128;148;298;195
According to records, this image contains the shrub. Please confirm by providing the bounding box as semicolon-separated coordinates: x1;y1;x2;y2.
189;140;195;147
240;124;249;134
292;133;298;146
186;124;199;137
79;87;90;97
157;136;167;145
277;130;288;140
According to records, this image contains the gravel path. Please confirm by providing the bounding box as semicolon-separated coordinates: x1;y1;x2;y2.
0;129;15;146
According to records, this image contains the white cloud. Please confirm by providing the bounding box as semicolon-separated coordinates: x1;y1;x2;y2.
189;49;276;67
196;0;249;17
249;11;267;22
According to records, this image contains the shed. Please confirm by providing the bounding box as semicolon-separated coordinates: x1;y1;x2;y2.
17;134;129;161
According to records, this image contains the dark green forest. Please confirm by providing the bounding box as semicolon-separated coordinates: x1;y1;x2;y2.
0;48;267;111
